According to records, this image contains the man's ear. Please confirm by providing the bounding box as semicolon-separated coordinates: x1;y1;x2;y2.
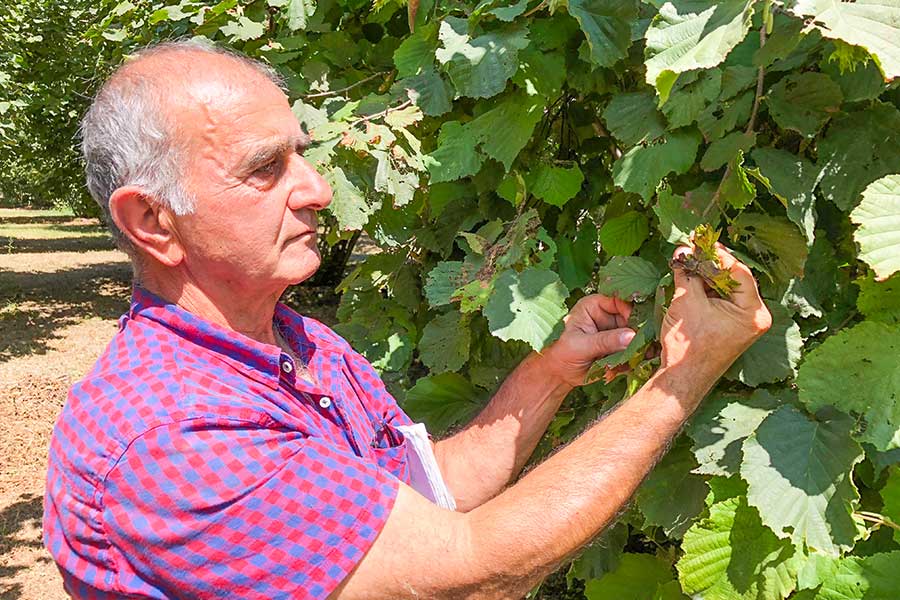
108;186;185;268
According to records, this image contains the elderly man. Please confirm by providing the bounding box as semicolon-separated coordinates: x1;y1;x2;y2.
44;40;771;599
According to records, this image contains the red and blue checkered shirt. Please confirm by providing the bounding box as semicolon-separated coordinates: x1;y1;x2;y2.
44;287;415;599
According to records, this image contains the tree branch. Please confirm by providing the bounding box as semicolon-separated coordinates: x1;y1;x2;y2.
303;71;391;100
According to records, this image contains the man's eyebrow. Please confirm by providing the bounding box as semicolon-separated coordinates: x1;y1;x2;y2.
238;134;310;174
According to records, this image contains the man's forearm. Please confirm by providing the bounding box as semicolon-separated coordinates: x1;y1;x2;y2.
434;352;573;511
461;365;714;598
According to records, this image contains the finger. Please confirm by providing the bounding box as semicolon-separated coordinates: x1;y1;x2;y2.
593;327;636;357
579;294;632;330
714;244;764;310
671;247;708;303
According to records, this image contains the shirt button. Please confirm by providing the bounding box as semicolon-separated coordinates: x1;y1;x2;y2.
318;396;332;409
281;360;293;374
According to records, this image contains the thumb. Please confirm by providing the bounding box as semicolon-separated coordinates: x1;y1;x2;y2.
671;247;708;302
593;327;636;357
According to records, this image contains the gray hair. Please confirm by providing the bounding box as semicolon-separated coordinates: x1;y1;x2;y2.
81;38;285;253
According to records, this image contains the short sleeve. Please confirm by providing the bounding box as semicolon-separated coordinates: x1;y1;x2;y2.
102;417;399;600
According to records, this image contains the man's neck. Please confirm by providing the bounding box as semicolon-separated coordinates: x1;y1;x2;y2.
139;268;283;346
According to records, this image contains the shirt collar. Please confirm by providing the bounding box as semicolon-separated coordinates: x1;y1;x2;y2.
126;286;342;389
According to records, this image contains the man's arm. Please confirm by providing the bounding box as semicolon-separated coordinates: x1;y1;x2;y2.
333;246;772;600
433;292;634;511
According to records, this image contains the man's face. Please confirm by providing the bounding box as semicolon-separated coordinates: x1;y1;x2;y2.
168;63;332;296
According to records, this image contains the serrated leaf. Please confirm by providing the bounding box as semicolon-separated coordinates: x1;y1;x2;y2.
687;390;779;477
403;372;483;433
789;0;900;81
698;89;754;141
725;301;802;386
851;174;900;281
645;0;756;103
730;212;808;291
485;268;568;351
701;131;756;172
798;321;900;451
603;92;668;147
467;91;543;170
435;17;529;99
636;441;709;538
595;256;661;301
613;130;702;199
654;186;712;245
286;0;316;31
419;311;471;373
558;218;599;291
598;210;650;256
424;261;465;307
720;151;757;210
857;273;900;325
400;69;453;117
661;70;723;128
817;103;900;211
567;523;628;586
567;0;638;68
220;16;266;41
489;0;529;22
585;553;681;600
677;495;802;600
751;148;818;245
424;121;484;183
394;22;438;78
766;72;843;138
373;150;419;207
324;167;373;230
528;164;584;207
741;405;864;555
512;47;567;98
812;551;900;600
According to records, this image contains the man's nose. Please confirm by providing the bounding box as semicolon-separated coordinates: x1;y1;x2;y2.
287;156;333;211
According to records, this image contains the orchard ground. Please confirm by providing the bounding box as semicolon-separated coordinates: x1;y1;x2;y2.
0;207;342;599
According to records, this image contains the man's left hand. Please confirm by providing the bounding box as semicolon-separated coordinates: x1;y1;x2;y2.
539;294;635;388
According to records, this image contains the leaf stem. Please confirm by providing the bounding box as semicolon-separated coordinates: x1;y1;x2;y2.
348;99;413;128
303;71;391;99
856;511;900;532
523;0;548;18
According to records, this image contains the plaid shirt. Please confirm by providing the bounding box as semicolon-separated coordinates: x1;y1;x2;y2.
44;287;415;599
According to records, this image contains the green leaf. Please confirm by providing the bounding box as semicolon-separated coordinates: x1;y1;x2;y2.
529;164;584;207
394;22;438;78
730;212;809;291
725;301;802;386
567;523;628;586
817;103;900;211
567;0;639;68
373;150;419;207
741;405;864;555
687;390;779;477
485;268;568;351
424;121;484;183
654;185;714;245
401;69;454;117
811;551;900;600
645;0;756;103
882;467;900;544
598;211;650;256
857;273;900;325
435;17;529;99
558;218;599;291
636;440;709;538
220;16;266;41
677;495;802;600
424;261;465;308
403;373;483;433
798;321;900;451
585;553;682;600
701;131;756;172
613;130;702;199
419;311;471;374
851;174;900;281
286;0;316;31
789;0;900;81
661;70;722;128
751;148;818;245
765;72;843;138
595;256;661;301
512;47;567;98
720;152;757;210
603;92;668;146
466;92;544;170
324;166;373;230
489;0;529;22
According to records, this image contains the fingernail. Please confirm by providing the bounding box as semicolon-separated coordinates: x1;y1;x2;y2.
619;330;636;346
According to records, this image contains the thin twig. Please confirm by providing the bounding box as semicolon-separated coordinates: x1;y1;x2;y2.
523;0;548;18
303;71;391;99
856;511;900;532
701;25;767;219
348;99;413;128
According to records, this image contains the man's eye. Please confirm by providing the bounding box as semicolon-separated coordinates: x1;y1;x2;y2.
254;161;278;176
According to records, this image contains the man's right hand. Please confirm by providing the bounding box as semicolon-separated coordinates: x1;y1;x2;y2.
660;243;772;396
